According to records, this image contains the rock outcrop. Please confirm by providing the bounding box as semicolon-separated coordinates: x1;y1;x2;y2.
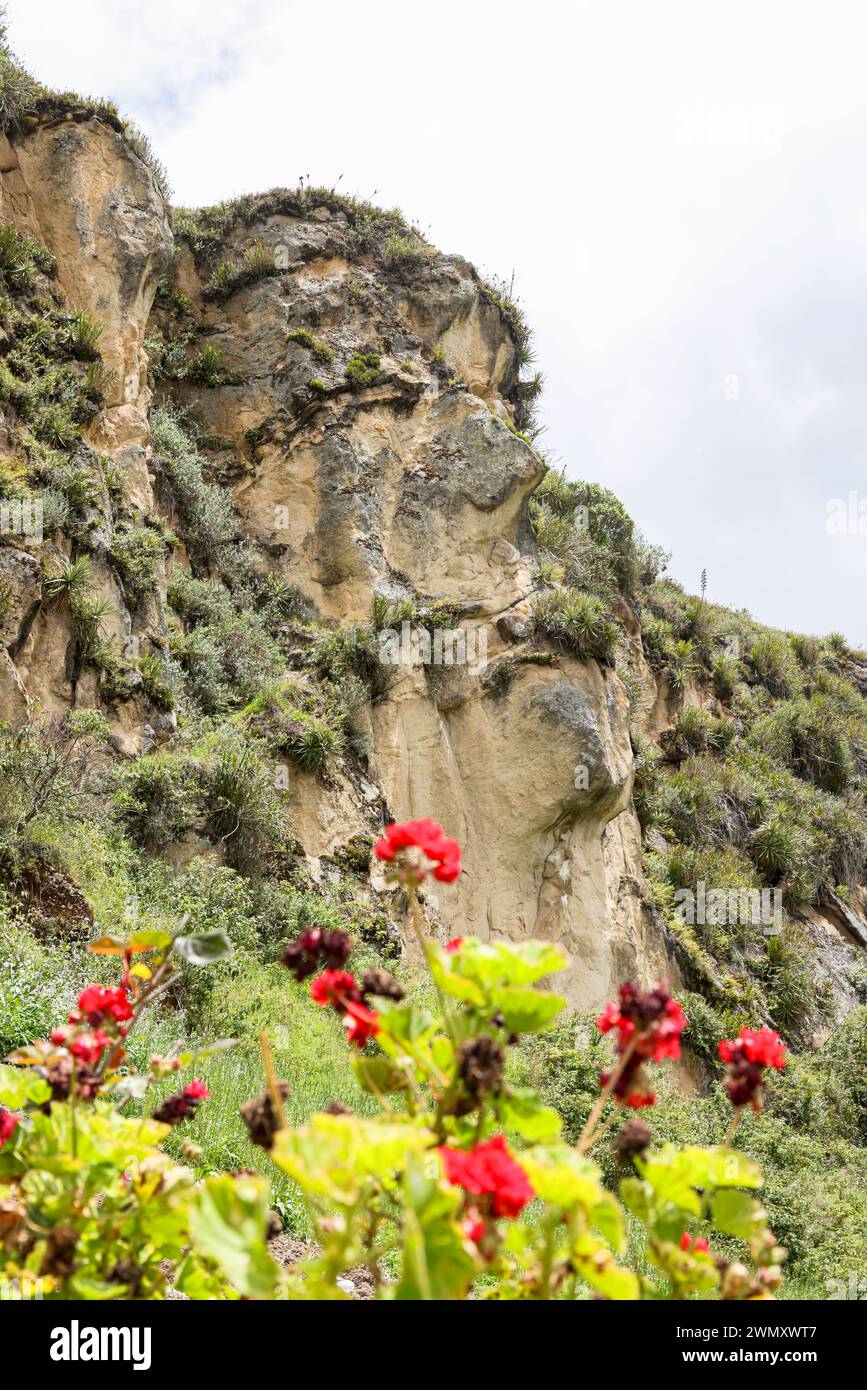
0;116;863;1022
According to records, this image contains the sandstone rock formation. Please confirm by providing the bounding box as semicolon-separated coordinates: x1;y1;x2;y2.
0;114;863;1023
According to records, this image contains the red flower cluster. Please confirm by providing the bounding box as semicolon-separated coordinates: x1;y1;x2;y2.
282;927;352;982
48;983;134;1077
375;819;462;885
445;937;464;954
152;1078;211;1127
680;1232;710;1254
310;969;380;1048
0;1106;18;1149
597;983;688;1109
68;1030;112;1067
718;1027;787;1111
74;985;133;1027
439;1134;534;1218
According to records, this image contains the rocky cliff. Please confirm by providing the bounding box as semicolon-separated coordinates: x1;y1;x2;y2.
1;106;864;1031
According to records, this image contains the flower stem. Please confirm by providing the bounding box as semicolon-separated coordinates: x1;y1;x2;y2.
723;1106;744;1147
69;1058;78;1159
406;883;458;1044
259;1030;287;1130
582;1105;623;1154
576;1035;638;1154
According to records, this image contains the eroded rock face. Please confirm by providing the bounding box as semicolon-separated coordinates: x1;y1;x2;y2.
2;116;173;455
366;652;672;1005
0;118;173;729
143;201;670;1001
0;547;41;652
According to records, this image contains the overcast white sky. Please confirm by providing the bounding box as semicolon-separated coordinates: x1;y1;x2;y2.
9;0;867;644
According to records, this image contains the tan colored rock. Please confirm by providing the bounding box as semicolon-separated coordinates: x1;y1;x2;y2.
0;547;42;651
367;652;667;1004
0;647;28;725
1;117;172;461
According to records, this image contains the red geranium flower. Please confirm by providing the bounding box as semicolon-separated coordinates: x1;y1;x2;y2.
0;1107;18;1149
623;1085;656;1109
309;970;379;1046
596;983;687;1113
680;1232;710;1253
375;818;462;884
597;983;687;1063
718;1026;787;1111
445;937;464;953
342;998;381;1048
439;1134;533;1218
310;970;358;1008
69;1030;111;1067
719;1027;787;1071
462;1212;486;1245
183;1079;211;1101
75;985;133;1026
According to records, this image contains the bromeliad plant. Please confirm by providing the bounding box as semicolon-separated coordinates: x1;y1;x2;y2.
0;817;789;1300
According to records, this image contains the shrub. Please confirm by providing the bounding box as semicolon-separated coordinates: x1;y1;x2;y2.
344;350;381;388
151;407;237;560
0;223;55;287
109;523;166;607
0;711;108;866
185;341;241;387
532;588;619;663
286;327;333;363
64;308;102;360
712;651;740;700
382;230;436;267
207;741;285;874
632;738;664;831
0;19;37;129
113;755;202;850
273;710;344;775
666;638;699;693
750;811;797;879
751;632;801;698
243;239;277;276
137;653;177;711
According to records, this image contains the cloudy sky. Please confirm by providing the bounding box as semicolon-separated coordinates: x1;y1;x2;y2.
9;0;867;644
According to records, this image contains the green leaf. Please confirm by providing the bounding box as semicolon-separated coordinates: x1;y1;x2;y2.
188;1173;278;1298
394;1154;477;1301
351;1054;409;1096
0;1062;50;1108
620;1175;654;1224
128;928;173;953
573;1231;640;1301
518;1144;606;1209
87;934;126;956
711;1188;768;1239
498;1089;562;1142
375;1000;436;1044
67;1276;128;1300
448;939;568;987
272;1114;435;1205
676;1146;763;1190
488;985;566;1033
173;929;233;965
592;1192;626;1252
638;1149;701;1215
428;948;486;1006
